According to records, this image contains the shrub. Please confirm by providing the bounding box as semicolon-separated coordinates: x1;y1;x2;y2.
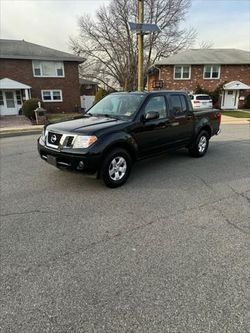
22;98;43;120
194;85;210;95
243;94;250;109
94;88;108;103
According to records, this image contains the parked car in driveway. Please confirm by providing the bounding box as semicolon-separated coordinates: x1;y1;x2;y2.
38;91;221;187
190;94;213;110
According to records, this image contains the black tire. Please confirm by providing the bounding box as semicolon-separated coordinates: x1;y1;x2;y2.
101;148;132;188
188;130;209;157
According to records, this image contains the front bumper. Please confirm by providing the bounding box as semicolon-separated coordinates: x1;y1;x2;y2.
38;141;101;174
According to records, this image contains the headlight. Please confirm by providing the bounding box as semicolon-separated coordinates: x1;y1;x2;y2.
39;129;46;145
73;135;97;148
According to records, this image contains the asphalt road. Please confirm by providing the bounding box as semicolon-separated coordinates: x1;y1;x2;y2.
0;124;249;333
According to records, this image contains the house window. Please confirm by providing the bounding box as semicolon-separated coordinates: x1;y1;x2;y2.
41;90;63;102
5;92;15;108
203;65;220;79
174;65;191;80
0;91;4;105
33;61;64;77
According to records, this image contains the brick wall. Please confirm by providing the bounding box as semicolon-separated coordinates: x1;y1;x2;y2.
155;64;250;91
0;59;81;113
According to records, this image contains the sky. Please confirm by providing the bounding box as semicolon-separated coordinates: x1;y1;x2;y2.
0;0;249;53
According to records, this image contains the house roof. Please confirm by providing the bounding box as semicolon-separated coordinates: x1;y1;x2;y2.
0;78;31;89
0;39;85;62
79;78;98;85
155;49;250;65
223;80;250;90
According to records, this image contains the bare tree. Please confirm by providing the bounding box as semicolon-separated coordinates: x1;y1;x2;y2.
70;0;196;91
199;40;214;49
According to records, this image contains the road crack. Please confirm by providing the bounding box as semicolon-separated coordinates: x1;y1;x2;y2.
0;209;55;217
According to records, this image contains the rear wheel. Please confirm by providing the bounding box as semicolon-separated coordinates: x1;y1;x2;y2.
101;148;132;188
189;130;209;157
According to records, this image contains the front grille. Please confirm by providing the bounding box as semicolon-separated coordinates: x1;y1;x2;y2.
65;136;74;147
48;132;63;146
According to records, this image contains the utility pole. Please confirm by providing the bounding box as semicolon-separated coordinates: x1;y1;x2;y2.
129;1;159;91
137;0;144;91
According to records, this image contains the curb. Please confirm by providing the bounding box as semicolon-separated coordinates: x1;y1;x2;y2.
0;128;42;138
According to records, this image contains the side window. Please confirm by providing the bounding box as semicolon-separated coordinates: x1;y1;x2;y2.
170;95;187;116
180;95;187;113
144;96;167;119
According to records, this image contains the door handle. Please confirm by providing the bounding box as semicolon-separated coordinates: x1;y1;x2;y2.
170;122;179;127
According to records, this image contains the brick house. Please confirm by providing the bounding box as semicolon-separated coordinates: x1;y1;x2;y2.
0;39;84;116
148;49;250;109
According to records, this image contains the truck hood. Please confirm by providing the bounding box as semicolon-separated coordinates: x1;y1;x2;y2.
46;115;128;135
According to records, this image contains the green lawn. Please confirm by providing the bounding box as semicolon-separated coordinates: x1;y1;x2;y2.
222;111;250;118
47;112;82;123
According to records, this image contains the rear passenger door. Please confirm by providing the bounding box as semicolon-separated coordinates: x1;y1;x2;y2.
167;94;194;145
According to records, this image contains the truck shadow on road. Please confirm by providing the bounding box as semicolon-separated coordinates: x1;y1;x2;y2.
43;139;249;191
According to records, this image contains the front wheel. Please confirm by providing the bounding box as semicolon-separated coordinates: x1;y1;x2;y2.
101;148;132;188
188;130;209;157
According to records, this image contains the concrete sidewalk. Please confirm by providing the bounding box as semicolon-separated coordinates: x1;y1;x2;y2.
0;116;43;137
221;115;249;125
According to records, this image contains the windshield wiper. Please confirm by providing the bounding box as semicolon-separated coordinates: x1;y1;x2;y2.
93;113;120;119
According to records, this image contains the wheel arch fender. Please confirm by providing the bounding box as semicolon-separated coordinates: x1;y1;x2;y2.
96;132;138;178
195;119;212;138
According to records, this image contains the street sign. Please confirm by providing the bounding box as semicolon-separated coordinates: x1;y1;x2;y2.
128;22;161;33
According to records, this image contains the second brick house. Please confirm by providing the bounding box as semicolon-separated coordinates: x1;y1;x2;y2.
0;39;84;116
148;48;250;109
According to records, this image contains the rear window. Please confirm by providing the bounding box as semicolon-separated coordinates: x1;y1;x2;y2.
196;95;211;101
170;94;187;116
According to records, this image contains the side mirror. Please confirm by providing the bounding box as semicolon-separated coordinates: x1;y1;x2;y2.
145;111;159;121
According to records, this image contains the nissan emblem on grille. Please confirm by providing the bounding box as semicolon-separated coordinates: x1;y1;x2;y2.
51;134;57;143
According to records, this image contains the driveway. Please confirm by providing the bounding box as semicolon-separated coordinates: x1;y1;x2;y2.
0;124;249;332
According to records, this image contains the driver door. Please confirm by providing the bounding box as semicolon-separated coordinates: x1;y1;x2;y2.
133;94;172;157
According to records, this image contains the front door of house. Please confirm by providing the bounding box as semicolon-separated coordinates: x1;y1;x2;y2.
0;90;19;116
222;90;238;109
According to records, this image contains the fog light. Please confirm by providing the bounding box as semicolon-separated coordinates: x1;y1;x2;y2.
78;161;85;170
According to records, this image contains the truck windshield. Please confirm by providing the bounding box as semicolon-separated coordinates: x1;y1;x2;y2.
87;94;145;118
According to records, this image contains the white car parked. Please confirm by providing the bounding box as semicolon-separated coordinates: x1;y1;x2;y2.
190;94;213;110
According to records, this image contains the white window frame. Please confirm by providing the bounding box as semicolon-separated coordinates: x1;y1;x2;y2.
174;65;191;80
203;65;221;79
41;90;63;102
32;61;65;78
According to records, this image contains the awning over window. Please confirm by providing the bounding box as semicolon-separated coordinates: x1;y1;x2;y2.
0;78;31;90
223;80;250;90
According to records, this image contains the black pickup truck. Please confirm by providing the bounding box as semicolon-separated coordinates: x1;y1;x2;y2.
38;91;221;187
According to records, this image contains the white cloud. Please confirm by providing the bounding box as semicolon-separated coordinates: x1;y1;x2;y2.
186;0;250;50
0;0;110;52
1;0;249;52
